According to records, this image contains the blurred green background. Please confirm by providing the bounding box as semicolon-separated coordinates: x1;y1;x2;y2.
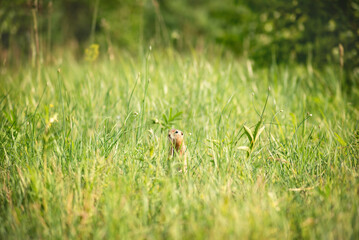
1;0;359;85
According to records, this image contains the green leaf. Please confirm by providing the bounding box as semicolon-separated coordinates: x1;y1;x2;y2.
169;108;173;118
172;111;183;120
243;125;253;142
253;119;263;140
254;126;265;143
334;133;346;146
238;146;250;152
162;114;168;124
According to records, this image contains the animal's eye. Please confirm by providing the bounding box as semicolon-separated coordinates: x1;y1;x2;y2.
175;130;178;134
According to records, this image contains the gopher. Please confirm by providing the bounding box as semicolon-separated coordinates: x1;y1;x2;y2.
168;129;188;172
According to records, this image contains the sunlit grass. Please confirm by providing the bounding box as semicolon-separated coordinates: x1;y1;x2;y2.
0;49;358;239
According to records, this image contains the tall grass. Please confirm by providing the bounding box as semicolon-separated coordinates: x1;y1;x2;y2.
0;49;358;239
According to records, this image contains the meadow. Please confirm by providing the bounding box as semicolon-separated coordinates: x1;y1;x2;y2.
0;49;358;239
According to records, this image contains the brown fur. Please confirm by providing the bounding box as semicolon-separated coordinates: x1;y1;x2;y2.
168;129;187;171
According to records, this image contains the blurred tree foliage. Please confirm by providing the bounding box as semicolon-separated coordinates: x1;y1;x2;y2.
1;0;358;84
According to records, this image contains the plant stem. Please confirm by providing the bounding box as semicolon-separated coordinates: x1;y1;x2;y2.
90;0;100;44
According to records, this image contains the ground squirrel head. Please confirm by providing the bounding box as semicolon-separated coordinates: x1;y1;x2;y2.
168;129;184;149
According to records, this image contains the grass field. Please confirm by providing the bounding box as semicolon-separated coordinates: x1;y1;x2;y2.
0;49;358;239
